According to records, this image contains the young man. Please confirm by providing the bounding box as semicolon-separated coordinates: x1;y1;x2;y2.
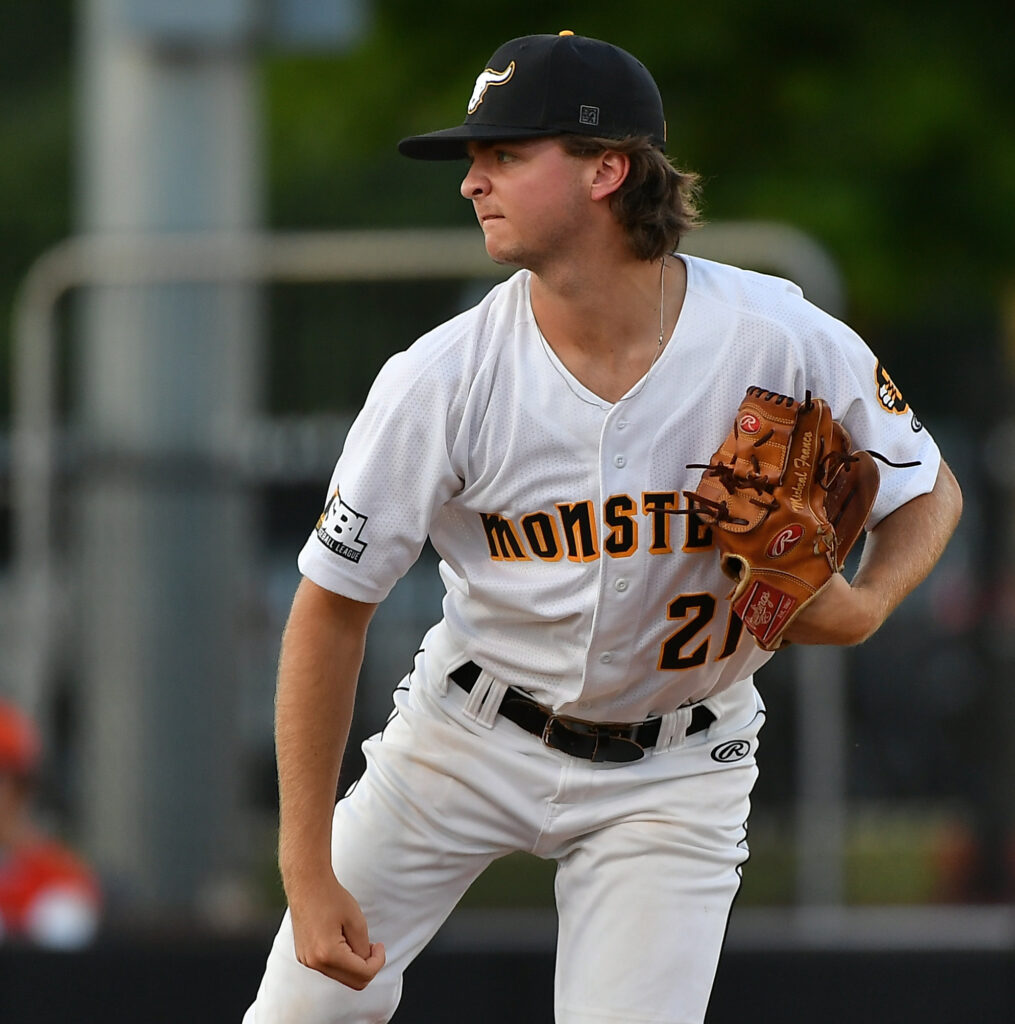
244;32;962;1024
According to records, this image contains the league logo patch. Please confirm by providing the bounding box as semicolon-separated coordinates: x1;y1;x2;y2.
875;361;909;415
316;490;368;563
467;62;515;114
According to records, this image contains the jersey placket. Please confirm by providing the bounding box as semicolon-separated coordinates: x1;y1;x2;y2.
579;403;650;707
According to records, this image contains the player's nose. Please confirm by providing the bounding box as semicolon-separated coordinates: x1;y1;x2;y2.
460;163;490;200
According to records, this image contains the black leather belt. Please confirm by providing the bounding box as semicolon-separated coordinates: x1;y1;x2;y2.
449;661;715;764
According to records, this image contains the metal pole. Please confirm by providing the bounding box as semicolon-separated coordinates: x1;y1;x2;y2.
794;644;848;906
73;0;262;914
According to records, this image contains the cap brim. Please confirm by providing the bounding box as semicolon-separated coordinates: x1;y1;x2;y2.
398;123;562;160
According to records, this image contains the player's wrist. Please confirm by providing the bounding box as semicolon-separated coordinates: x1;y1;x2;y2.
279;845;338;896
845;580;891;643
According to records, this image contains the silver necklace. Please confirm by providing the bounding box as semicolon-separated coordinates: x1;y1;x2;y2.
649;255;667;370
658;255;666;347
533;256;670;400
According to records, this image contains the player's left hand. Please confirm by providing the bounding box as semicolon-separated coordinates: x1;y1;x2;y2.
779;573;884;647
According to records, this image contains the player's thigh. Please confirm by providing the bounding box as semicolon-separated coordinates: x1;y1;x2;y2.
245;703;504;1023
243;905;403;1024
553;761;757;1024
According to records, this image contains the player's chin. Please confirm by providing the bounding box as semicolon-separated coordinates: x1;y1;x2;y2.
482;238;526;268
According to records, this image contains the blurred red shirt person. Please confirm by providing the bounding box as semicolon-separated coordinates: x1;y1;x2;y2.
0;699;101;948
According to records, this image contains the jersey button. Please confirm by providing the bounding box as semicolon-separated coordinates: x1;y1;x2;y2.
617;420;628;430
614;455;626;468
615;579;628;592
599;652;613;664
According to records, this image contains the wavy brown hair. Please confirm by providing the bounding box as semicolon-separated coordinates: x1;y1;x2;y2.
559;134;703;261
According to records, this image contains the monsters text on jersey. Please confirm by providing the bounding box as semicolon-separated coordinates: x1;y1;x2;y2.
479;491;713;563
316;490;369;563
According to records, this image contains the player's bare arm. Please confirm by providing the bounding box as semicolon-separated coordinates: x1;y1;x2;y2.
784;458;962;646
275;579;386;989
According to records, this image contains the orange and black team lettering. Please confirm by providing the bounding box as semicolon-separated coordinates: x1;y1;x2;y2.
657;592;746;671
604;494;638;556
556;501;600;562
520;512;563;560
642;492;679;553
480;492;709;563
480;512;530;561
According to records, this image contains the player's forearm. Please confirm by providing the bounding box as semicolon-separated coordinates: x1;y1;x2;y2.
850;458;963;634
275;579;376;892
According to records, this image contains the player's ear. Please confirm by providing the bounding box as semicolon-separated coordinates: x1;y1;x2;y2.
589;149;630;201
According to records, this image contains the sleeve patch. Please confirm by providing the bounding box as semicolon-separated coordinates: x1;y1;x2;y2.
875;360;909;415
315;489;369;563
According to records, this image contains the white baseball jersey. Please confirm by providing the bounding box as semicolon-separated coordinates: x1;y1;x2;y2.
299;254;940;722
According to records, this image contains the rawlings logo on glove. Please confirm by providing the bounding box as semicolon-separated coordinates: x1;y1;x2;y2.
767;525;803;557
684;386;911;651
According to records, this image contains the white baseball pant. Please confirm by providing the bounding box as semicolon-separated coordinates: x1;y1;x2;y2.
243;664;763;1024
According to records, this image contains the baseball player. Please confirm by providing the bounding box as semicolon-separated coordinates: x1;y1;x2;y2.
243;32;962;1024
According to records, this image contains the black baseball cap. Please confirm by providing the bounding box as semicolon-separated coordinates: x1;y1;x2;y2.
398;31;666;160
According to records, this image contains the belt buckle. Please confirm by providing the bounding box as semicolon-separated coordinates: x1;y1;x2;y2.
542;715;587;756
540;714;559;748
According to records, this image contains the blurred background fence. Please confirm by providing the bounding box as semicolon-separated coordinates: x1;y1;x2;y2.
1;0;1014;1020
6;222;860;919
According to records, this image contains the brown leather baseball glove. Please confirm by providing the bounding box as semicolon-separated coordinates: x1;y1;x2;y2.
685;386;882;651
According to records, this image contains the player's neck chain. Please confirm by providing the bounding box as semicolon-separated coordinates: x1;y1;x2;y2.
531;255;671;405
653;255;667;361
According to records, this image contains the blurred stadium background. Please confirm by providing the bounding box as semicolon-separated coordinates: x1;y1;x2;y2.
1;1;1014;1020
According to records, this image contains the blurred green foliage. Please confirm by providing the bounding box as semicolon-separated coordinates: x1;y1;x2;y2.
266;0;1015;334
0;0;73;418
3;1;1014;417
